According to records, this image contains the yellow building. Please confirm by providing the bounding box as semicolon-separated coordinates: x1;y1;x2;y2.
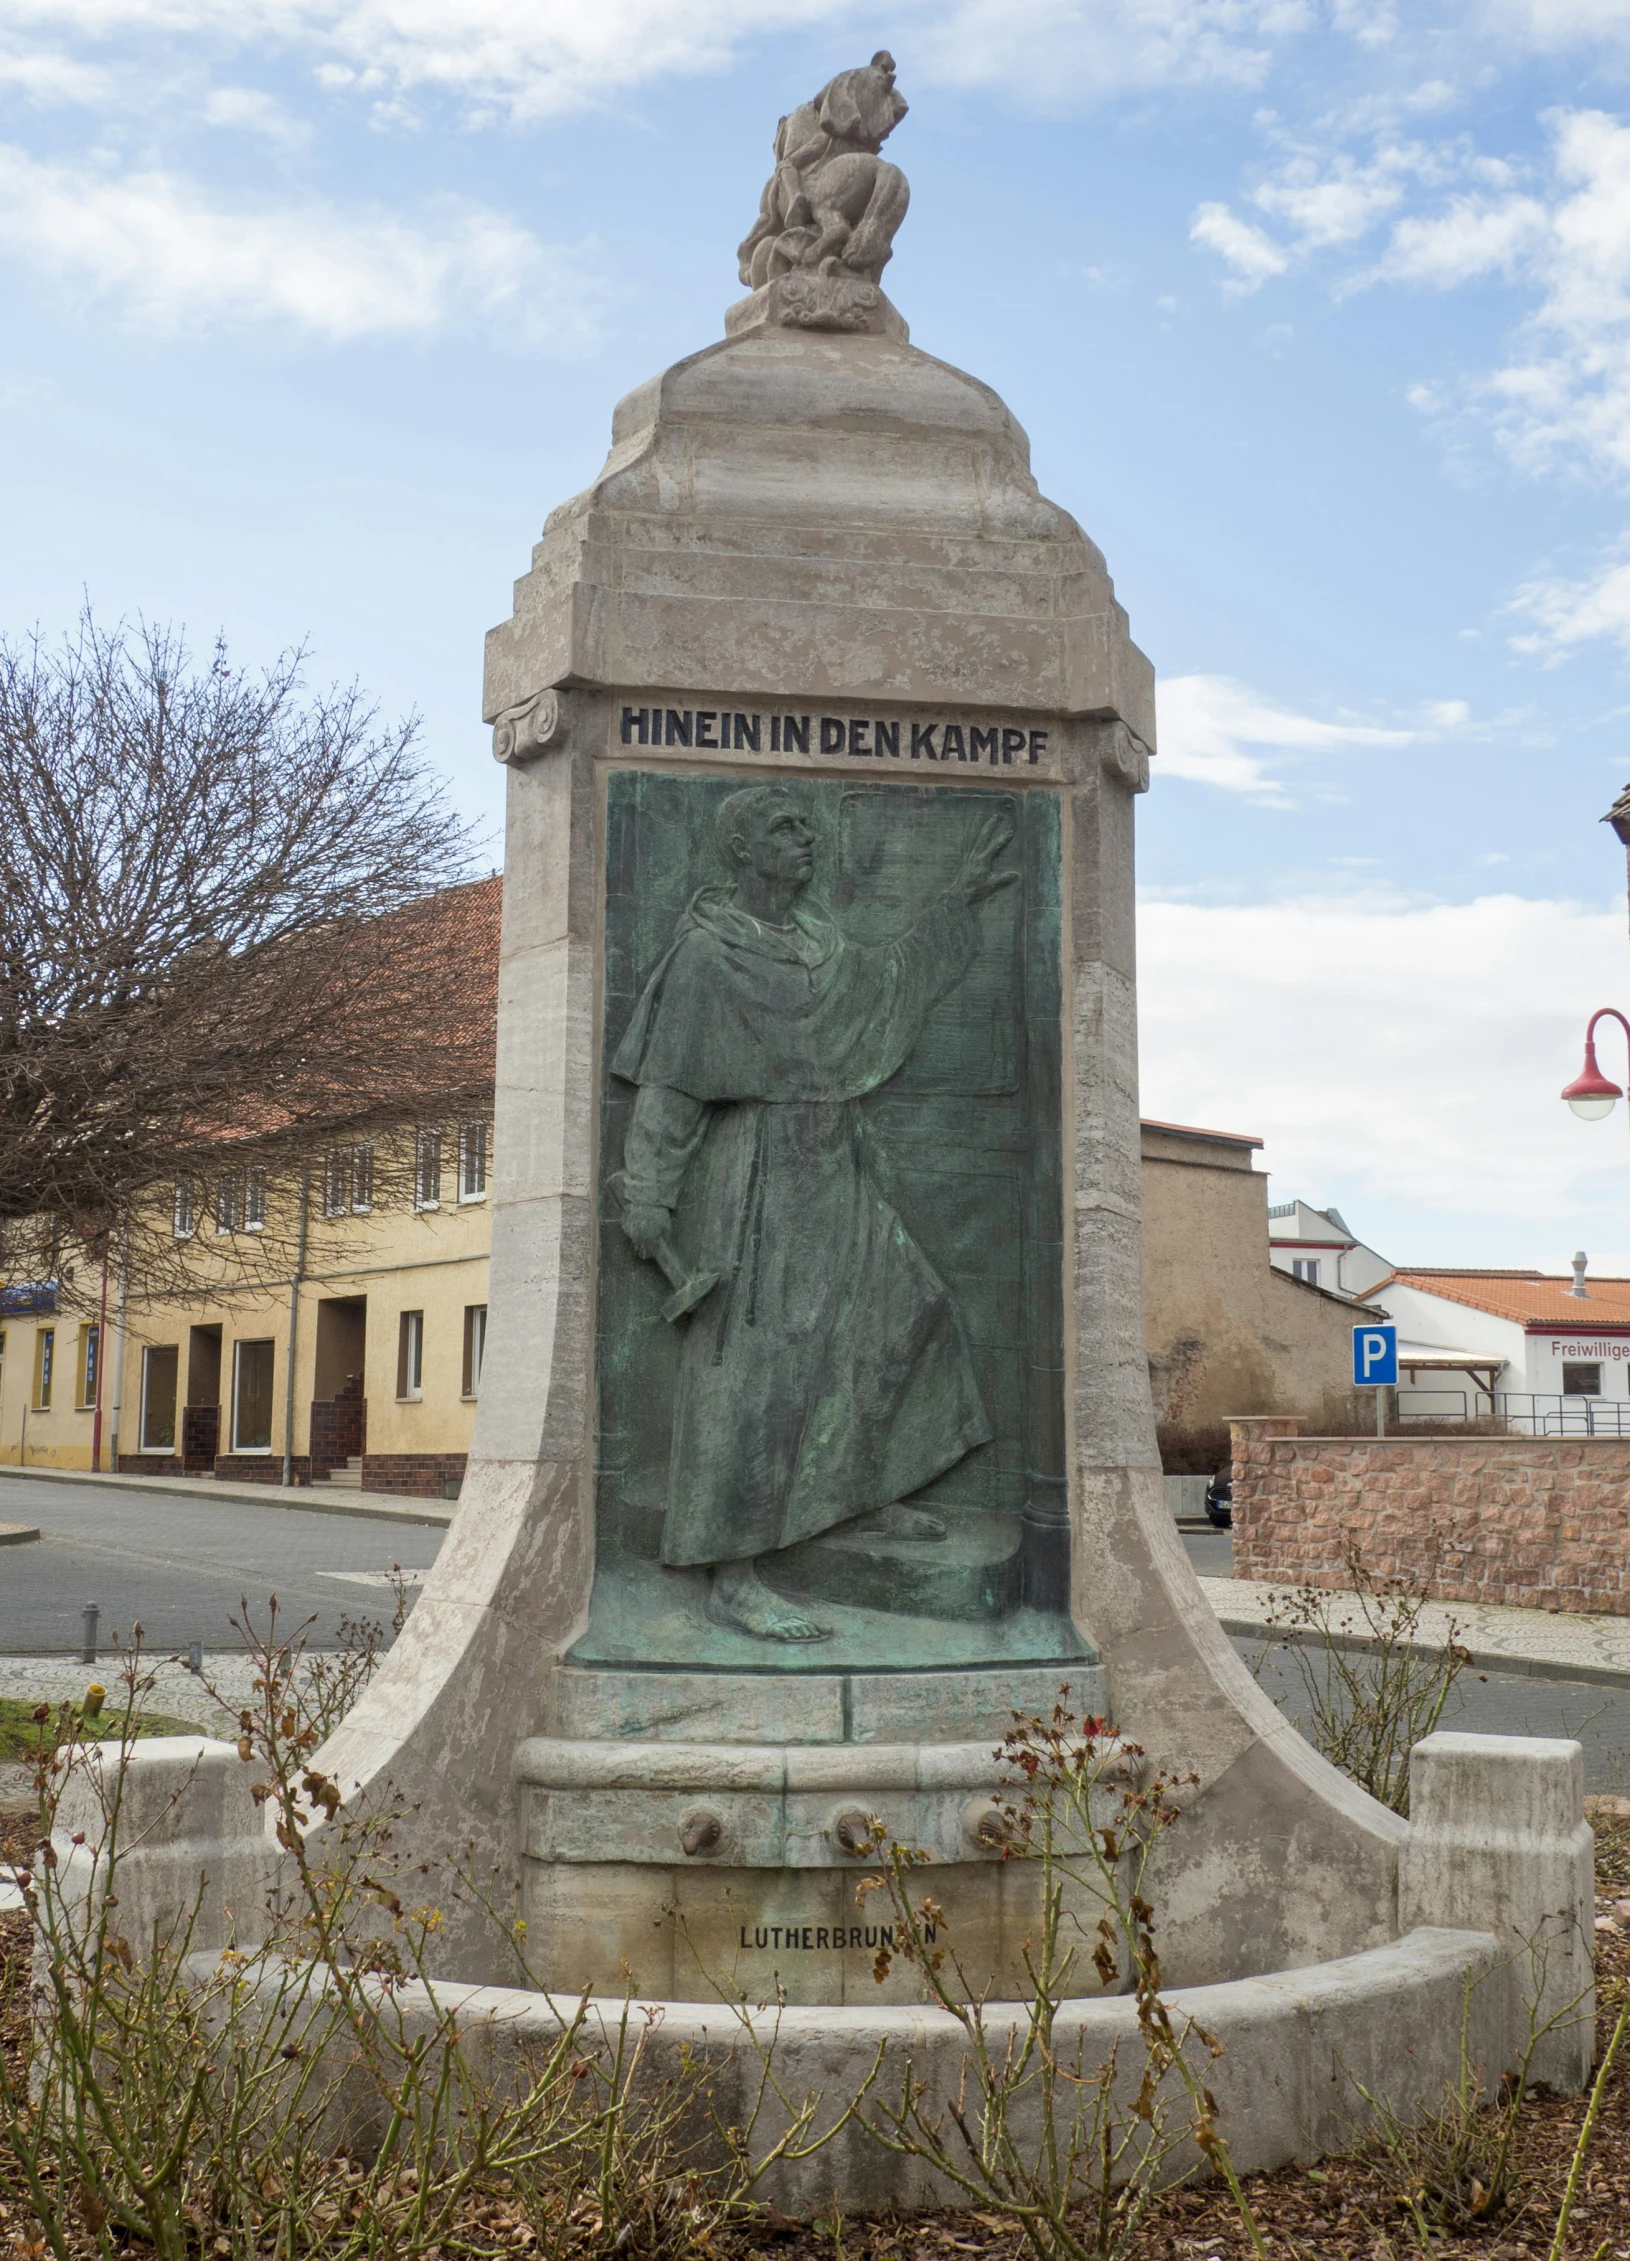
0;877;501;1501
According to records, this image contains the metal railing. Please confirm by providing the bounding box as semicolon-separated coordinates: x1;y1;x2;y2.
1396;1389;1630;1437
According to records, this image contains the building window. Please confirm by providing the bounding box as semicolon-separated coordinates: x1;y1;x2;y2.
245;1167;267;1231
459;1120;488;1202
232;1339;275;1452
397;1311;424;1400
1562;1362;1602;1397
1292;1258;1321;1286
77;1324;99;1409
415;1128;443;1211
462;1304;487;1398
173;1179;195;1239
140;1344;178;1450
33;1327;54;1412
324;1144;375;1217
216;1173;243;1234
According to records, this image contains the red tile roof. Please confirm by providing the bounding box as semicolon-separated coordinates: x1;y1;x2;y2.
211;874;500;1140
1376;1268;1630;1326
1139;1117;1264;1150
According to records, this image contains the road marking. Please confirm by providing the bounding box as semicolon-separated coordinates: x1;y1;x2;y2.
313;1571;427;1590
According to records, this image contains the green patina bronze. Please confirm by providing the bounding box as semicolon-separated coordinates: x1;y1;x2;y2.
577;768;1077;1673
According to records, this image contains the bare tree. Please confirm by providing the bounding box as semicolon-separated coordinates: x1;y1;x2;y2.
0;609;491;1299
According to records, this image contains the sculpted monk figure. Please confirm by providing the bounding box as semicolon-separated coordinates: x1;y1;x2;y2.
612;786;1014;1641
737;51;911;290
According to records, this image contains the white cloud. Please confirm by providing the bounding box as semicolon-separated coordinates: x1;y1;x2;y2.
1253;149;1410;246
914;0;1311;106
1366;189;1550;285
1138;890;1629;1251
1508;551;1630;660
1157;673;1416;794
1189;200;1289;290
1191;130;1462;290
202;84;307;143
1197;103;1630;483
1471;0;1630;53
0;33;111;101
0;0;1319;121
0;143;599;340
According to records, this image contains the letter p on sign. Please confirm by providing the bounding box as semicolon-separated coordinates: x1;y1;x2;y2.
1353;1324;1398;1387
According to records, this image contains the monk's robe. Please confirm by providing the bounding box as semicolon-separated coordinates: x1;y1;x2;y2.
611;886;991;1568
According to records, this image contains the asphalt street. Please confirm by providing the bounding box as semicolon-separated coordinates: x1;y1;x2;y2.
0;1477;446;1656
1179;1526;1630;1793
2;1495;1628;1790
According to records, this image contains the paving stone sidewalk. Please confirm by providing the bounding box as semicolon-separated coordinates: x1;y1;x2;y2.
0;1651;275;1736
0;1462;452;1527
1203;1575;1630;1688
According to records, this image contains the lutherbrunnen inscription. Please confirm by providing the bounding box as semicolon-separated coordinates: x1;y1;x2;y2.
582;768;1071;1673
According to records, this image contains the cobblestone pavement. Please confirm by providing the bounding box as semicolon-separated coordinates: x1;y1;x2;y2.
0;1650;263;1732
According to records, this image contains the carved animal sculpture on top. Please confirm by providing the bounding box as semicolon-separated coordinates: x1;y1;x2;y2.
737;52;910;291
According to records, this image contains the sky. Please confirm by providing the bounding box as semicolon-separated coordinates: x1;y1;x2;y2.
6;1;1630;1270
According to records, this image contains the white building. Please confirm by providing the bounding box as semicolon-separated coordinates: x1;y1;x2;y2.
1375;1257;1630;1433
1266;1199;1393;1300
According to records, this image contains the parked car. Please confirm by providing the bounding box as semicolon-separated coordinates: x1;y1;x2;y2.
1204;1471;1232;1530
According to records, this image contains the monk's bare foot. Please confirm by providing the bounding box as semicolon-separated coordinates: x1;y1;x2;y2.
709;1561;832;1642
857;1503;948;1542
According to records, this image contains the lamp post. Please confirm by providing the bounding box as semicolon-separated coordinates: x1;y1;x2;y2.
1562;1007;1630;1121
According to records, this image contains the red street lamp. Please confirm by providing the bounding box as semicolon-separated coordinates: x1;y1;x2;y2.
1563;1007;1630;1120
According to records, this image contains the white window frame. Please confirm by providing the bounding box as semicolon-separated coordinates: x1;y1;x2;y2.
324;1148;348;1218
1292;1257;1321;1286
231;1338;276;1454
397;1309;424;1401
351;1143;374;1215
173;1179;195;1240
415;1128;443;1211
245;1166;267;1231
458;1120;489;1203
462;1303;487;1399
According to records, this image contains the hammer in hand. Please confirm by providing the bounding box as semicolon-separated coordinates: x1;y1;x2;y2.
607;1173;721;1323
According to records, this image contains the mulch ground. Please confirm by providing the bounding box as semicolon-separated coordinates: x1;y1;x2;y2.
2;1799;1628;2261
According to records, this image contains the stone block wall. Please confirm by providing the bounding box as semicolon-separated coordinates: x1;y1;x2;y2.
181;1403;219;1474
213;1454;312;1486
361;1451;466;1500
309;1391;365;1481
1230;1423;1630;1614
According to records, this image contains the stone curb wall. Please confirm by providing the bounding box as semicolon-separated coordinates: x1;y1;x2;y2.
1230;1425;1630;1614
360;1451;466;1499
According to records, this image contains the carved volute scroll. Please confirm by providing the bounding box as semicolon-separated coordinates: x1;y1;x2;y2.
492;686;567;766
1097;720;1152;795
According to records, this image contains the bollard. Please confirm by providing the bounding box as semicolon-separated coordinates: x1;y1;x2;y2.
187;1639;203;1674
81;1603;99;1665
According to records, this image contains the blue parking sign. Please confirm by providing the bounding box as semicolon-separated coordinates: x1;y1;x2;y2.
1352;1324;1397;1387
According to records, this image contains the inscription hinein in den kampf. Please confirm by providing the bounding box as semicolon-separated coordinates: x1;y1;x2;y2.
619;707;1051;766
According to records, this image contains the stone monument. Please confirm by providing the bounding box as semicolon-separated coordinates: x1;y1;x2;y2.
92;60;1593;2207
